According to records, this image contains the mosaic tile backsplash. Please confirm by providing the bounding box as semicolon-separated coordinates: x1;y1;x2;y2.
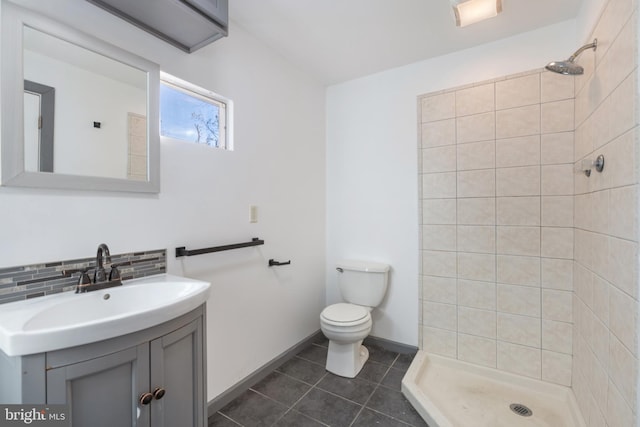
0;249;166;304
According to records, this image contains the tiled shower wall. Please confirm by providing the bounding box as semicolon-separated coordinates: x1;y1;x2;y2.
571;0;639;425
418;70;576;386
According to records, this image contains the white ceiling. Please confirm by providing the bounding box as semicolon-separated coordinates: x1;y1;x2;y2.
229;0;584;85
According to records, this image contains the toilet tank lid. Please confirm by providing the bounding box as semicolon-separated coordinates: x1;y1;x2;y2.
337;260;390;273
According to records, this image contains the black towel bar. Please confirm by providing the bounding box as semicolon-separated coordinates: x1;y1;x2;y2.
175;238;264;258
268;259;291;267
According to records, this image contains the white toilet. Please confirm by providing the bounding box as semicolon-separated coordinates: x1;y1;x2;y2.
320;260;390;378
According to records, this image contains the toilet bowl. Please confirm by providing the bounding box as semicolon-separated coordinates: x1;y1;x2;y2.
320;260;390;378
320;303;373;377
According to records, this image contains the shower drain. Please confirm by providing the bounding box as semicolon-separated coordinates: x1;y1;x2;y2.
509;403;533;417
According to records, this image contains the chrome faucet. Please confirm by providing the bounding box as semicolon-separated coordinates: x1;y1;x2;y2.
65;244;122;293
94;243;111;283
94;243;120;283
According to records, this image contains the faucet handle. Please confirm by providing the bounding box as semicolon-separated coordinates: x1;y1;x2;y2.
71;268;93;293
109;265;121;281
79;270;92;285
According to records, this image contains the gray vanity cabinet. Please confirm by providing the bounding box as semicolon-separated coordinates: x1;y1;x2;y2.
149;318;205;427
1;306;206;427
47;344;150;427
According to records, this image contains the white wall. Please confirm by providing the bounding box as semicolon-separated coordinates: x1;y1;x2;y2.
575;0;607;44
25;49;145;179
0;0;326;402
326;21;579;346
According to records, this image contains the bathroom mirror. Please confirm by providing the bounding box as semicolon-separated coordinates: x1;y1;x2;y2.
1;3;160;192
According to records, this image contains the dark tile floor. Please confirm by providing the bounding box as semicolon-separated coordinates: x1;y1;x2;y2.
208;337;428;427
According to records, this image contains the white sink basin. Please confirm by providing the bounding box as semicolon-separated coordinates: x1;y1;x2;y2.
0;274;210;356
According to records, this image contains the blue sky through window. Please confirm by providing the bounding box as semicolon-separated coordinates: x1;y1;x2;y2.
160;83;221;147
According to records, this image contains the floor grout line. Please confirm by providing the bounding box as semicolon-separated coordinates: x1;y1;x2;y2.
268;371;330;426
211;345;423;427
365;407;421;427
214;412;242;426
348;353;399;427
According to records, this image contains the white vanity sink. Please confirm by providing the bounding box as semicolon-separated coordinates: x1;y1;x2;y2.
0;274;210;356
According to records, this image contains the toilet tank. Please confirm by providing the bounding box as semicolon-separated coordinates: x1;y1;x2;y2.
336;260;390;307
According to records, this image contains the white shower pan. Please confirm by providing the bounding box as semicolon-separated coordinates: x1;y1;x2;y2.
401;351;586;427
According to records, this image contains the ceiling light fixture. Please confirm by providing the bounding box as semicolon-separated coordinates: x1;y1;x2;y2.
451;0;503;27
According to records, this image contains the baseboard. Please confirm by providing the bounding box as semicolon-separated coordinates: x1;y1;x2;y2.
207;329;324;417
365;335;419;354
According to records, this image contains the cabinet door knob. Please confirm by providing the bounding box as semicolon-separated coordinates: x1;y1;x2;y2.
153;387;166;400
139;392;154;405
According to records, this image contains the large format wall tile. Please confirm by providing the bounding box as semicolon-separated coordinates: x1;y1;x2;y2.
457;112;496;143
541;71;574;103
496;166;540;196
421;92;456;123
421;119;456;148
456;83;494;117
496;105;540;139
419;69;579;387
458;333;496;368
495;135;540;168
457;198;495;225
496;73;540;110
457;141;495;171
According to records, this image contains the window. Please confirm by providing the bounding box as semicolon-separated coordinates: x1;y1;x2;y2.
160;72;231;149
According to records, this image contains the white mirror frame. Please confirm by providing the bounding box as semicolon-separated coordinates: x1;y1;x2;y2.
1;2;160;193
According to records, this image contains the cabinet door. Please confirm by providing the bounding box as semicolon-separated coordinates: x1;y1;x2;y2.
150;318;205;427
47;344;150;427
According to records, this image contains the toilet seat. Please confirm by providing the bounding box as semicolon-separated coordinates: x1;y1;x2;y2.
321;303;370;327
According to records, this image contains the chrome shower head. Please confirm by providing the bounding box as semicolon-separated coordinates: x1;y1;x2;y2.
545;60;584;75
546;39;597;75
